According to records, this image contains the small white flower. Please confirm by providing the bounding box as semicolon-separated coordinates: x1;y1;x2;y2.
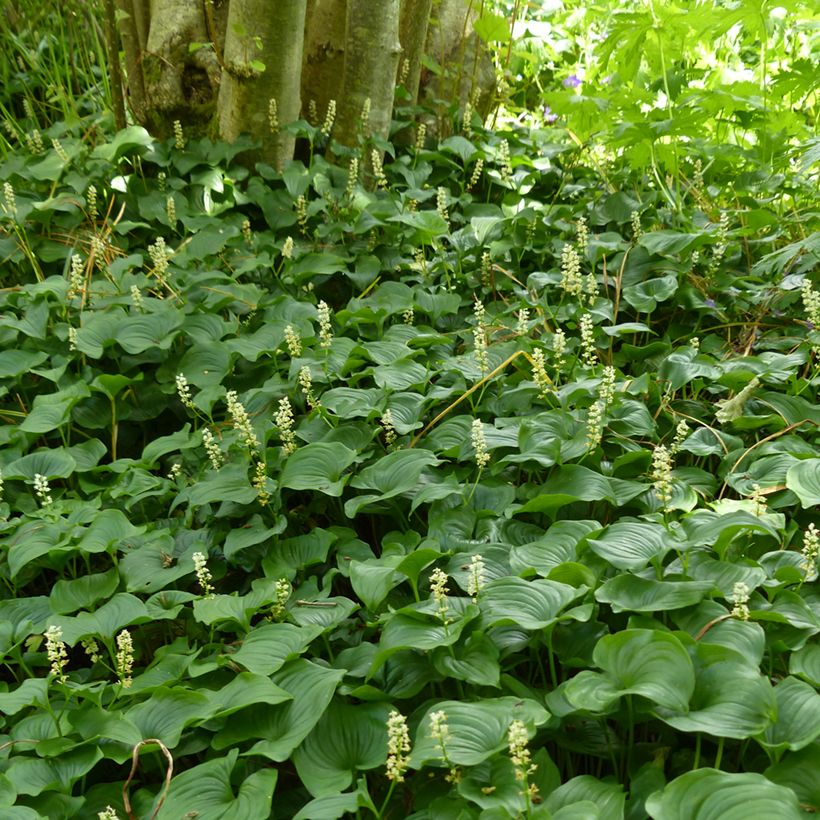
33;473;53;506
116;629;134;688
386;710;411;782
317;301;333;348
45;625;68;682
471;419;490;469
192;552;214;597
467;553;485;602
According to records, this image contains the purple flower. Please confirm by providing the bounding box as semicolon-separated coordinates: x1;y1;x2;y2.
543;105;558;123
704;298;716;309
563;74;582;89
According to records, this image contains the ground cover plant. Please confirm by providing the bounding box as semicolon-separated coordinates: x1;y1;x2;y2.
0;1;819;818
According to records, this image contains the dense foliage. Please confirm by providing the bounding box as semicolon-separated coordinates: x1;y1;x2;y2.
0;2;819;819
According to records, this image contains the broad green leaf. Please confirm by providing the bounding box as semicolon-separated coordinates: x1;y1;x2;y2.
587;522;673;571
262;528;337;579
5;744;102;797
511;520;601;576
480;577;585;629
0;679;48;716
645;768;803;819
595;576;713;613
433;633;501;687
49;568;119;615
785;459;820;508
0;349;47;378
789;644;820;687
762;676;820;752
155;749;277;820
91;125;154;161
242;660;346;761
19;383;90;433
765;744;820;810
173;463;258;509
349;557;404;611
126;687;211;747
3;449;76;480
411;698;549;767
545;776;625;820
280;443;357;497
293;701;392;796
229;623;323;675
657;645;775;739
51;592;149;644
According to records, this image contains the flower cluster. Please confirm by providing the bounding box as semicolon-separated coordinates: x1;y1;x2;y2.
651;444;674;510
98;807;120;820
283;324;302;357
471;418;490;469
253;460;269;505
415;122;427;151
498;139;512;181
472;298;489;375
801;523;818;578
202;428;224;470
147;236;172;286
579;313;597;367
436;186;449;225
729;581;750;621
560;243;582;296
275;397;298;455
467;553;485;602
508;719;536;780
67;253;84;299
468;158;484;191
386;710;411;782
346;157;359;198
192;552;214;597
317;301;333;348
82;638;102;663
298;365;320;409
175;373;194;409
269;578;291;620
2;181;15;217
45;625;68;682
371;149;388;189
429;567;450;624
380;407;398;447
34;473;53;506
321;100;336;138
226;390;259;450
531;348;551;399
173;119;185;149
429;710;459;782
116;629;134;688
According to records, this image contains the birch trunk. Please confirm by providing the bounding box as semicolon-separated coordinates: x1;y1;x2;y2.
217;0;307;169
334;0;403;149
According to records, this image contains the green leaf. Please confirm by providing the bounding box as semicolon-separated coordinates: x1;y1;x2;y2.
0;679;48;716
242;660;346;761
19;383;89;433
657;645;775;739
280;443;357;497
92;125;154;161
565;630;695;713
587;522;673;571
155;749;277;820
345;450;439;516
349;557;404;611
411;698;549;767
789;644;820;687
645;768;803;819
293;701;392;797
173;463;258;509
595;576;713;613
545;776;626;820
3;449;76;480
480;577;585;629
6;744;102;797
230;623;323;675
785;459;820;508
49;568;119;615
762;676;820;752
474;11;511;42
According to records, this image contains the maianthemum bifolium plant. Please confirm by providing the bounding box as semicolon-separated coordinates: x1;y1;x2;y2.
0;5;819;820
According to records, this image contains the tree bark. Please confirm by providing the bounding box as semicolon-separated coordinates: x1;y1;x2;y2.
334;0;403;150
399;0;433;106
103;0;127;130
114;0;147;123
300;0;347;127
217;0;307;169
141;0;222;136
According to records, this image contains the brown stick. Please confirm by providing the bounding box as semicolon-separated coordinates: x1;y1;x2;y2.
123;739;174;820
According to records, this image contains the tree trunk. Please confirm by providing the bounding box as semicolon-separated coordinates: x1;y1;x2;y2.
399;0;433;106
115;0;147;123
141;0;223;136
334;0;403;150
217;0;307;169
300;0;347;127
